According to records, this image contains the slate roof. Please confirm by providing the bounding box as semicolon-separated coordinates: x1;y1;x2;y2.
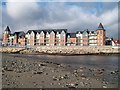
13;32;20;35
5;26;11;32
91;31;95;33
26;29;67;34
97;23;105;30
67;33;76;38
26;30;38;34
13;31;25;37
18;32;25;37
76;31;83;34
82;29;89;34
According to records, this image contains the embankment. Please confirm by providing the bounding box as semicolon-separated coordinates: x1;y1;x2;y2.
0;46;120;55
33;46;120;55
0;47;25;53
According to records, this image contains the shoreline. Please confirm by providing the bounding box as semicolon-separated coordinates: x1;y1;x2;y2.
2;53;118;88
0;46;120;56
1;52;120;56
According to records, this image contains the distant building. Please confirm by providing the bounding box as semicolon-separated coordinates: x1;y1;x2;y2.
2;23;107;47
75;23;106;46
25;29;67;47
112;39;120;46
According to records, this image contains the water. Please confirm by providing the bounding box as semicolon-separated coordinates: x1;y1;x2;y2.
7;54;119;71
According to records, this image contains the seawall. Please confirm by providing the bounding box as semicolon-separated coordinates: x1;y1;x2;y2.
33;46;120;55
0;46;120;55
0;47;25;53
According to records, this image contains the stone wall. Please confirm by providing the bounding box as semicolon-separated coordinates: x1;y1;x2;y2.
0;46;120;55
0;47;25;53
33;46;120;55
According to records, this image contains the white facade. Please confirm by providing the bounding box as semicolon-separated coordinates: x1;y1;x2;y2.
46;32;50;46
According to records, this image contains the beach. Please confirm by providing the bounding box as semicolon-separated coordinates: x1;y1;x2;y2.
2;53;118;88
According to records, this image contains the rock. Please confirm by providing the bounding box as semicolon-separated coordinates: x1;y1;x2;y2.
98;71;103;74
38;64;41;67
33;71;43;74
16;70;22;73
101;69;105;71
74;70;77;73
66;83;76;88
79;69;83;72
45;73;48;75
58;83;61;85
80;82;84;87
103;85;107;88
40;64;47;66
86;78;90;81
110;70;118;75
52;76;59;81
50;83;54;85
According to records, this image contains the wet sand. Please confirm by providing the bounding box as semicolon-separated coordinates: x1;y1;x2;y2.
2;53;118;88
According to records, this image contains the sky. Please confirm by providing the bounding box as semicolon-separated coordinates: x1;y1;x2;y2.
1;0;120;39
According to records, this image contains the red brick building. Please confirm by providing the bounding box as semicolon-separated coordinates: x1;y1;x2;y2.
2;26;11;46
67;33;76;46
2;23;108;47
96;23;106;46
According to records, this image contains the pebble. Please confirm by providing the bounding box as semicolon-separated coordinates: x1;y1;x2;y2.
80;69;83;72
50;83;54;85
2;54;118;88
103;85;107;88
80;82;84;87
58;83;61;85
111;71;118;75
66;83;76;88
33;71;43;74
52;76;59;81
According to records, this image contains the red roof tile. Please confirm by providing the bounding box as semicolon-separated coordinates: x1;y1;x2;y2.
112;39;120;44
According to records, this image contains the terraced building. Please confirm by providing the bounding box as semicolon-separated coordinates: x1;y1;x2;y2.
2;23;106;47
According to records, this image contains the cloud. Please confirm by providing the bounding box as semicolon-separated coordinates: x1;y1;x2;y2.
100;7;118;26
4;0;38;2
1;1;119;39
6;0;39;20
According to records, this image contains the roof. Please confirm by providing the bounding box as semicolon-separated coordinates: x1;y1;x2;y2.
13;31;25;37
18;32;25;37
91;31;95;33
97;23;105;30
26;30;38;34
76;31;83;34
5;26;11;32
67;33;76;38
26;29;67;34
83;29;89;34
55;29;67;33
112;39;120;44
13;32;20;35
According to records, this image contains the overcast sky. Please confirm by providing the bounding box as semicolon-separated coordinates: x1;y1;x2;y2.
1;0;119;39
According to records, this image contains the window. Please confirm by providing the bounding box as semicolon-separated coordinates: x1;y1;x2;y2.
61;31;65;38
83;40;88;42
100;40;102;42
